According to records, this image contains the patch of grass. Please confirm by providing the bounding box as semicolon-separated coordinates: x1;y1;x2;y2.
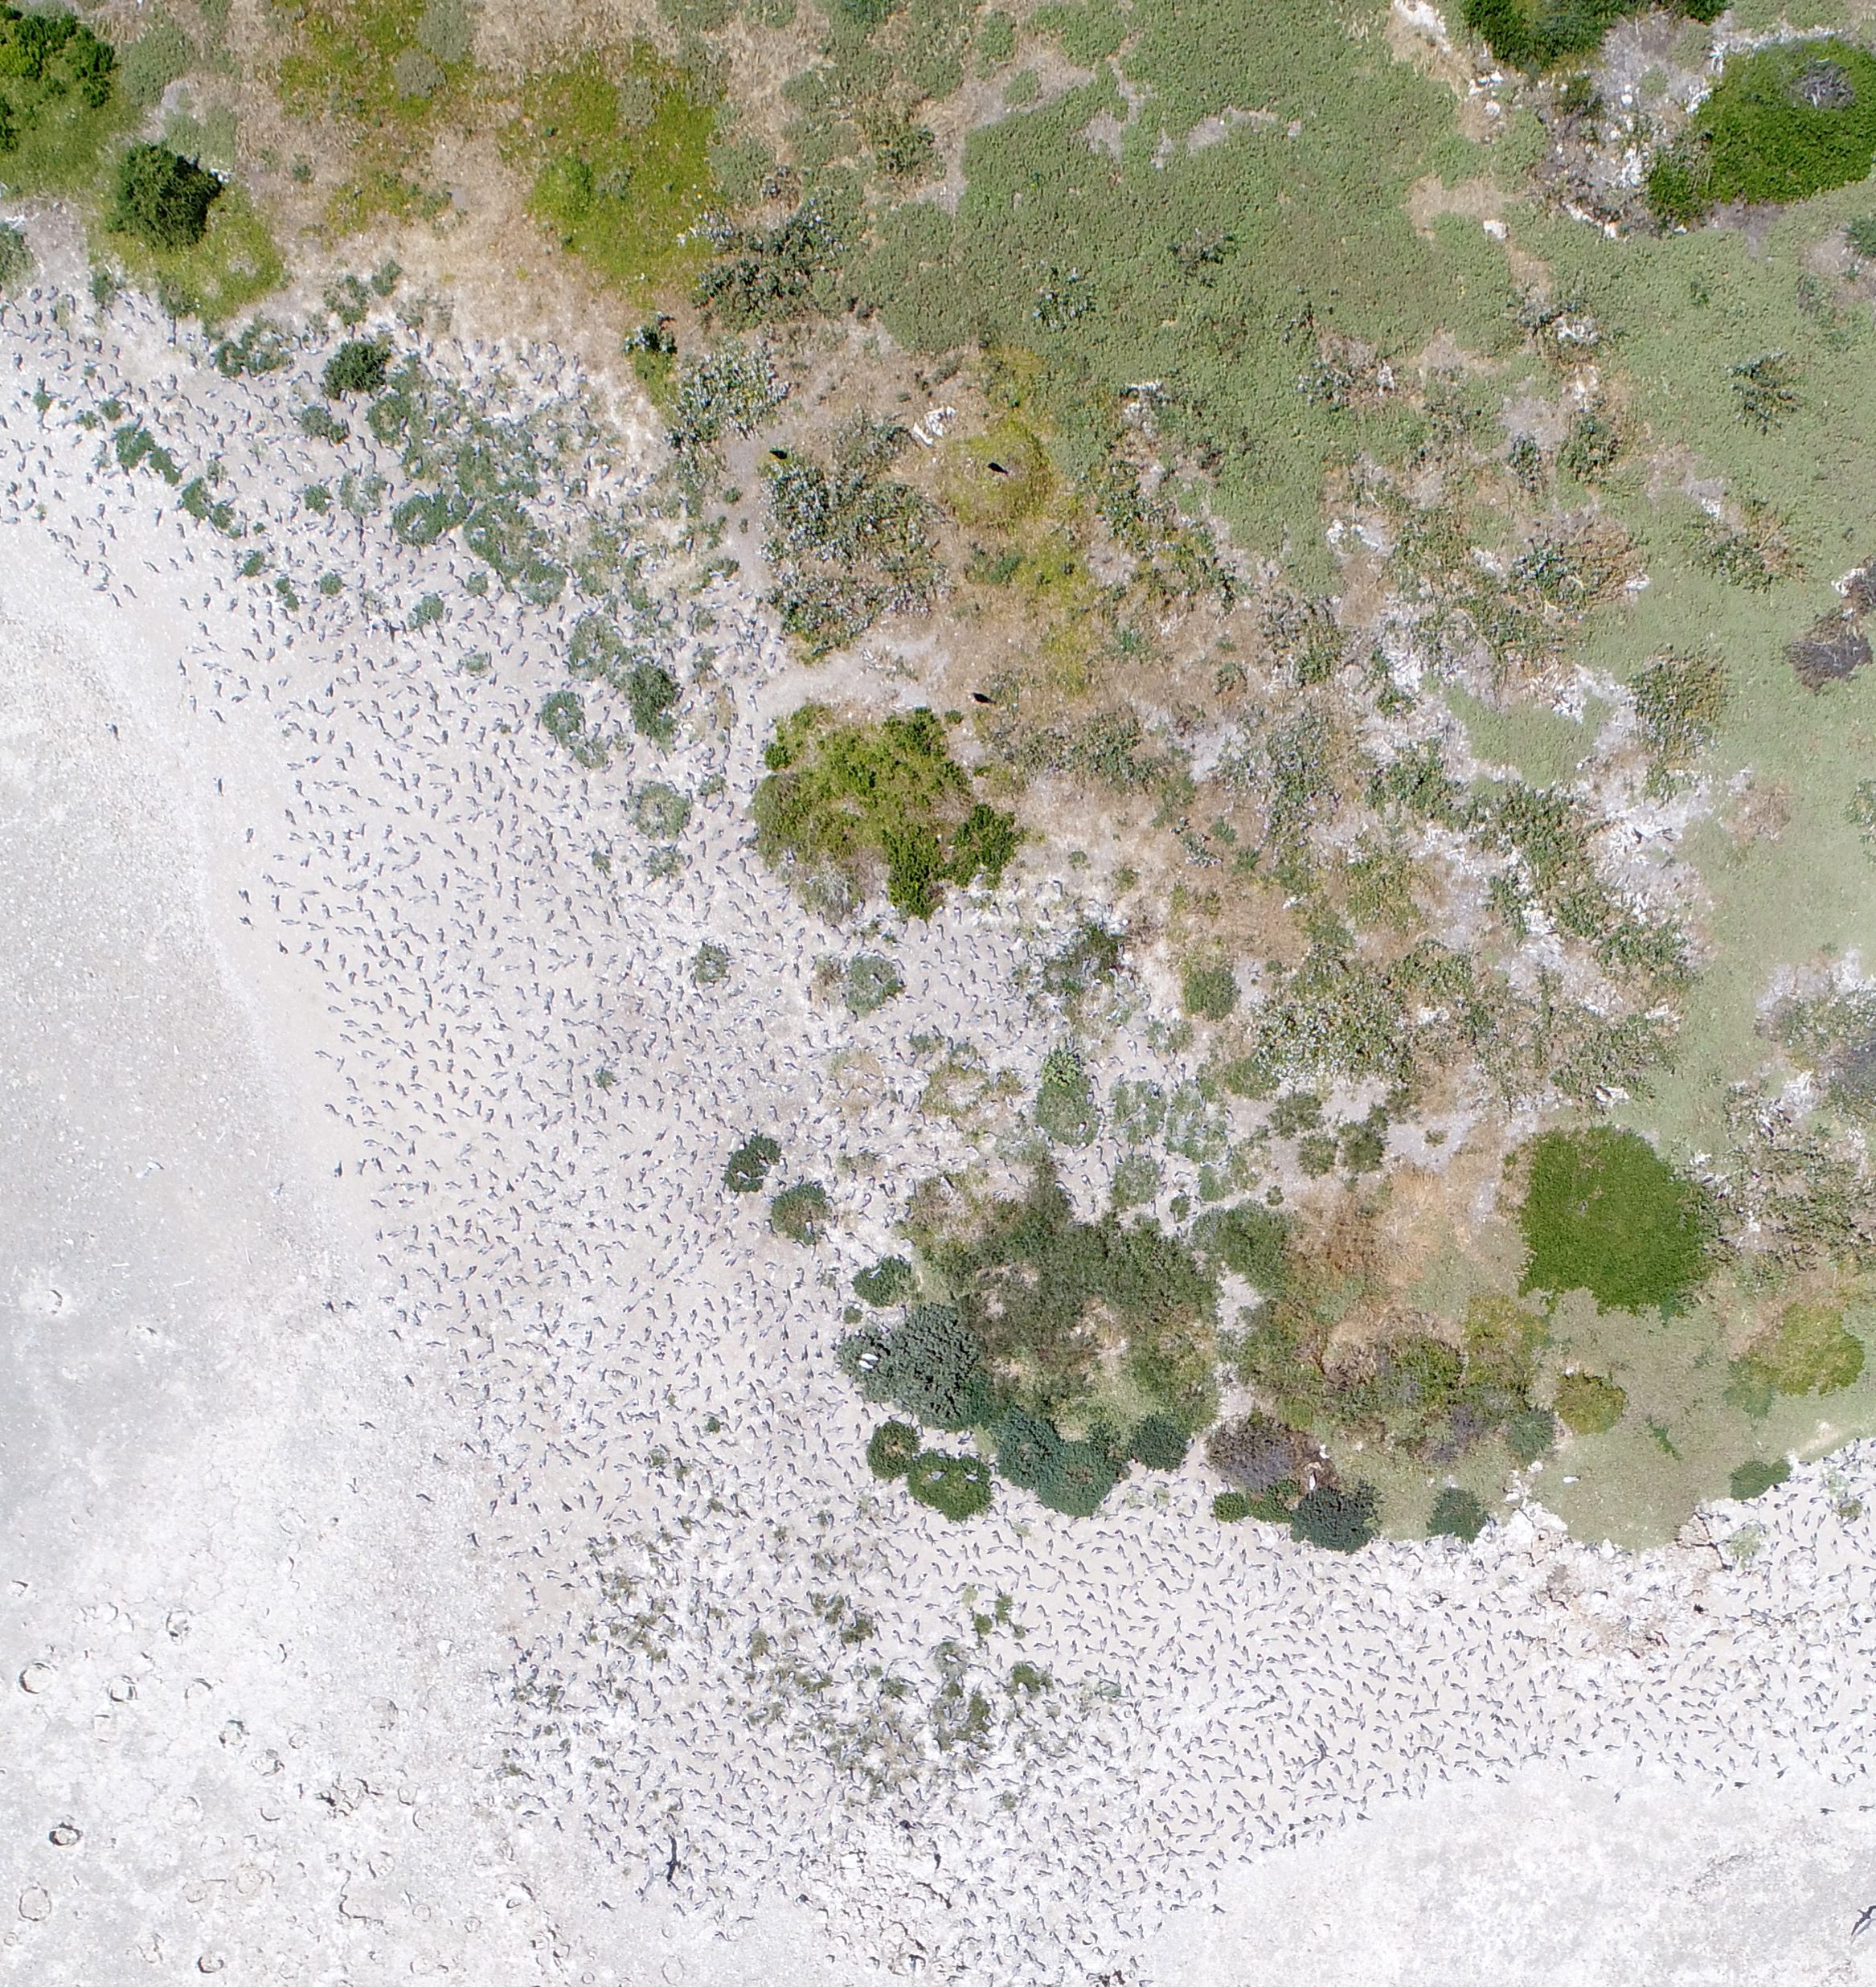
1632;649;1728;790
842;951;904;1014
506;49;717;307
1729;1299;1866;1409
866;1418;921;1477
1729;1455;1791;1501
854;1255;915;1305
1518;1129;1712;1313
1034;1043;1098;1146
1181;961;1238;1022
110;180;285;323
0;5;129;196
1461;0;1719;74
753;703;1018;918
1650;41;1876;226
324;336;391;397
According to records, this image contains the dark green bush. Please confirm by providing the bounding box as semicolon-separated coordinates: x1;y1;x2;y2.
1464;0;1717;73
1288;1481;1380;1552
723;1132;781;1193
1193;1202;1289;1293
770;1180;832;1243
838;1304;990;1430
1128;1414;1190;1471
866;1419;921;1479
906;1448;993;1521
1729;1456;1792;1502
323;338;391;399
1036;1436;1118;1516
1428;1486;1488;1542
113;145;222;252
853;1256;915;1306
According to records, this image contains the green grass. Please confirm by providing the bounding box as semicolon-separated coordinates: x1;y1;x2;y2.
0;6;130;195
1650;39;1876;224
506;49;717;306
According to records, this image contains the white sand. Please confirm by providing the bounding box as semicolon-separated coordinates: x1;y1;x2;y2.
3;281;1874;1985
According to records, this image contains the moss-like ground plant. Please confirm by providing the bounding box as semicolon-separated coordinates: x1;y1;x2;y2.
1518;1129;1710;1313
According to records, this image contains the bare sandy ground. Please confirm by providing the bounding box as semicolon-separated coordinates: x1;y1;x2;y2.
2;277;1876;1985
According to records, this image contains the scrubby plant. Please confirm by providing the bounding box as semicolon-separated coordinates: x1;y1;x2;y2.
1042;917;1124;1002
633;783;691;839
866;1419;921;1479
1730;353;1800;432
1428;1486;1488;1542
1193;1201;1289;1293
670;340;787;451
770;1180;832;1243
1518;1129;1711;1312
906;1448;993;1521
626;660;681;745
1553;1370;1628;1436
723;1131;781;1193
0;221;30;292
853;1255;915;1306
1288;1481;1379;1552
1729;1456;1792;1502
692;940;731;985
538;689;608;768
1212;1489;1251;1522
1206;1411;1306;1494
696;199;849;330
1632;651;1727;788
753;704;1018;919
113;145;221;251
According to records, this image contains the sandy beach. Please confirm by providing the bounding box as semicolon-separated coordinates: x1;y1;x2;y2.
6;283;1876;1985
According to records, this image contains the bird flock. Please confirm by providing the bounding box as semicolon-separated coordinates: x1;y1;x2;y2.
6;285;1876;1984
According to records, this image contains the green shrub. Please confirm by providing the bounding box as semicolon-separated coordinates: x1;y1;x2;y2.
866;1419;921;1478
1182;961;1239;1021
723;1131;781;1192
1206;1411;1305;1493
753;704;1018;918
1848;215;1876;259
1518;1128;1710;1313
538;689;607;768
323;337;391;398
853;1256;915;1306
626;661;680;745
1212;1490;1251;1522
1648;40;1876;224
1632;651;1727;785
906;1448;993;1520
633;783;691;839
769;1179;832;1243
1428;1486;1488;1542
1193;1202;1289;1293
112;145;220;251
1288;1481;1379;1552
1554;1370;1627;1436
690;942;731;987
1128;1414;1190;1471
1506;1405;1557;1464
1729;1456;1792;1502
1042;918;1124;1002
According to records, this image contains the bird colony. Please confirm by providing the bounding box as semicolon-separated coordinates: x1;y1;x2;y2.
5;284;1875;1985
